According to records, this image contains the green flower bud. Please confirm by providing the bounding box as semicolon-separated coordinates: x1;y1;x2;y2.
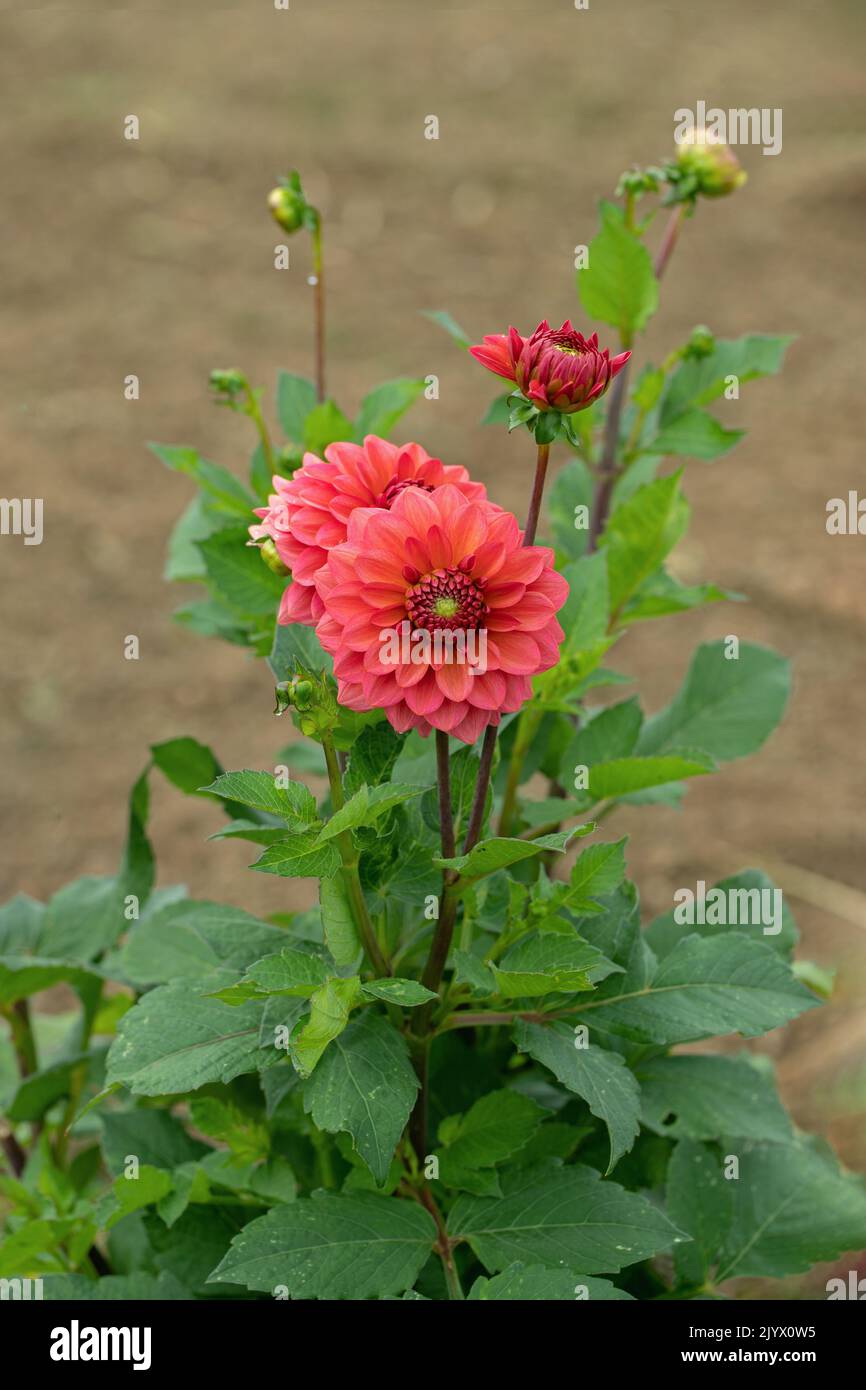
259;538;289;576
268;184;306;234
272;671;339;739
276;444;304;475
685;324;715;359
675;131;747;198
209;368;246;398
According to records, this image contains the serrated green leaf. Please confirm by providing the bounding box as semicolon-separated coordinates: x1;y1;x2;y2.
302;1012;419;1183
638;1054;792;1142
577;209;658;338
667;1140;733;1287
208;1191;436;1299
119;900;288;988
105;984;276;1096
149;443;255;517
715;1140;866;1281
314;783;423;844
493;933;617;998
200;769;317;826
573;933;818;1045
437;1091;546;1186
514;1022;640;1171
318;875;361;966
289;976;362;1078
438;827;592;882
251;832;342;880
469;1262;633;1300
448;1162;685;1274
361;978;438;1007
649;409;744;460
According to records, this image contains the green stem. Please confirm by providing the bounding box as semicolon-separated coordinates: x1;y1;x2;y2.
245;387;276;475
322;733;389;977
497;703;543;838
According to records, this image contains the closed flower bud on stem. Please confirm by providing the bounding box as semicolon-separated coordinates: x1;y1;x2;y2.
674;129;747;198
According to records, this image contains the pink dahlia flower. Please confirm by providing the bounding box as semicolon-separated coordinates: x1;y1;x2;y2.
469;320;631;414
313;484;569;744
249;435;488;625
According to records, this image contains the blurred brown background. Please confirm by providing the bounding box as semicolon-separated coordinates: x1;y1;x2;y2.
1;0;865;1254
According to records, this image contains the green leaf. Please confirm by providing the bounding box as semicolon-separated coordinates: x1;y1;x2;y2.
313;783;424;844
437;827;592;883
638;1054;792;1143
469;1263;633;1300
0;956;98;1006
208;1191;437;1299
151;736;221;799
200;770;317;826
586;751;715;800
493;933;617;998
557;552;610;654
666;1140;733;1287
213;947;332;1004
165;494;223;581
646;869;798;960
251;832;342;880
361;979;438;1007
197;529;284;617
548;458;593;562
451;948;496;998
119;900;288;988
99;1165;173;1228
0;894;43;954
560;840;628;913
303;1012;419;1184
448;1162;685;1274
637;640;791;762
577;206;658;338
715;1140;866;1281
573;934;818;1045
319;875;361;967
437;1091;546;1187
354;378;425;440
6;1050;105;1123
649;409;744;461
42;1273;191;1301
149;443;255;517
105;984;277;1096
289;976;362;1078
276;371;317;442
303;400;353;455
514;1022;640;1171
422;309;471;349
603;471;688;615
622;570;736;623
100;1110;210;1174
39;875;127;963
660;333;794;426
269;620;333;681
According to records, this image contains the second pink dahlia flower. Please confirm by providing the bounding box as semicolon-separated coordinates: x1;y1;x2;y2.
250;435;488;625
313;484;569;744
470;319;631;414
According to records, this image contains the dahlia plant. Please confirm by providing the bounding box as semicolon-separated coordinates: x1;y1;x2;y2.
4;149;866;1306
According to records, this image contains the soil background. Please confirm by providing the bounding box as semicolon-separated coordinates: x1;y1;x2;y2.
1;0;865;1283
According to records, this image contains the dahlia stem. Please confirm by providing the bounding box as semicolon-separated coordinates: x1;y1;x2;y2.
244;384;276;475
310;213;326;402
462;723;497;854
523;442;550;547
321;733;389;977
654;204;686;281
435;730;456;861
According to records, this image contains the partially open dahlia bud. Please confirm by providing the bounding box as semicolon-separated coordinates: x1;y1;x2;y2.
470;321;631;414
675;129;747;198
